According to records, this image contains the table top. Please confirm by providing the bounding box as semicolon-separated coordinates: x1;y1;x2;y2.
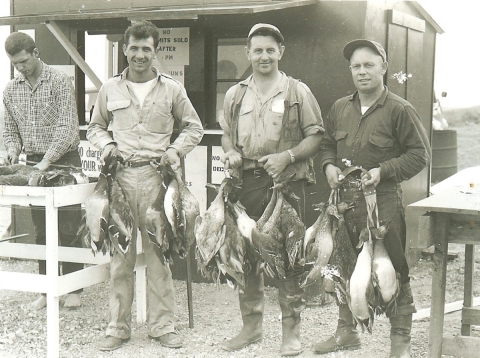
408;187;480;215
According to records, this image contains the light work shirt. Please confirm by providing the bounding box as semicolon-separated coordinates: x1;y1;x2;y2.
87;67;204;161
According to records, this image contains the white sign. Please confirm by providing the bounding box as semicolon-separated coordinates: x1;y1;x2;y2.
157;28;189;65
211;146;226;185
184;146;208;214
78;140;102;177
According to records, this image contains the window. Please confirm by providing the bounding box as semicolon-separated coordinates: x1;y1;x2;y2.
214;38;251;127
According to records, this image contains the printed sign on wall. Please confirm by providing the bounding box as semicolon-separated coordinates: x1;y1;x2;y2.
157;28;189;65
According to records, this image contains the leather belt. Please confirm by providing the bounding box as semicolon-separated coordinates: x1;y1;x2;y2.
123;160;152;168
242;158;264;170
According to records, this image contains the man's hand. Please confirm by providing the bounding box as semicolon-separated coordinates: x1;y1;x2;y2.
7;152;19;165
165;147;181;173
101;143;119;166
325;163;342;189
221;149;242;169
258;152;290;181
362;167;381;187
34;158;51;171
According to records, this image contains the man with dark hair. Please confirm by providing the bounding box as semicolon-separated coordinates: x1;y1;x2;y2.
3;31;83;310
219;23;324;356
314;39;430;358
87;20;203;351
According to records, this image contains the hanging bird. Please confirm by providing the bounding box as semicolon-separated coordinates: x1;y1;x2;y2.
164;171;185;255
145;164;174;264
348;227;376;334
78;152;116;255
194;179;228;267
172;169;200;258
108;177;134;257
279;194;305;269
301;201;335;288
325;201;356;303
302;202;327;265
371;222;400;315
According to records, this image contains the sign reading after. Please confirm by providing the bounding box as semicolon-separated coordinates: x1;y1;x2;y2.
157;28;189;65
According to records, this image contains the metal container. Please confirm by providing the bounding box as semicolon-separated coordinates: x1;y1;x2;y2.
431;129;458;184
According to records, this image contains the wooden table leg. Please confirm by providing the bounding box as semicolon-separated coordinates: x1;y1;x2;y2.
462;244;475;336
428;212;449;357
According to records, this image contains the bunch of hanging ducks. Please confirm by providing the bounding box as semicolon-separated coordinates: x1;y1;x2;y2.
194;172;306;289
194;174;249;288
145;158;200;265
302;165;400;334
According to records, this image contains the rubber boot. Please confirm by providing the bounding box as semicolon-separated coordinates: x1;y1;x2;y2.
278;276;305;356
313;304;361;354
388;282;416;358
220;268;264;351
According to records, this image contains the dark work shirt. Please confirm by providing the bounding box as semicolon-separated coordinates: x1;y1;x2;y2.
318;87;430;186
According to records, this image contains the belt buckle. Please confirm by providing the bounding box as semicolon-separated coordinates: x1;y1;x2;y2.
123;161;133;168
253;169;261;178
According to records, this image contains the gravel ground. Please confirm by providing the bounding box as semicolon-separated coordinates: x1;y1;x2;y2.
1;244;480;358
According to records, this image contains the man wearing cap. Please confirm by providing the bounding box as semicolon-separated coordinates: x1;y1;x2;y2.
314;40;430;357
219;23;324;356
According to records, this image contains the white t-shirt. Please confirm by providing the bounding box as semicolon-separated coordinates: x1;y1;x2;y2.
129;78;157;108
361;106;369;115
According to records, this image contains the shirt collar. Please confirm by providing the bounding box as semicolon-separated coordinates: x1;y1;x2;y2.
15;61;49;84
116;66;162;82
349;85;389;107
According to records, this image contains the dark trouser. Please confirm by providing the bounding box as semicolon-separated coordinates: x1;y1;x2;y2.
28;151;83;294
340;184;410;284
237;168;306;343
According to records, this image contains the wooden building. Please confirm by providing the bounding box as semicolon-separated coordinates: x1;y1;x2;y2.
0;0;443;275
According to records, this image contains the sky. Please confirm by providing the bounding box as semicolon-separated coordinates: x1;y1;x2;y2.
0;1;478;109
418;0;480;108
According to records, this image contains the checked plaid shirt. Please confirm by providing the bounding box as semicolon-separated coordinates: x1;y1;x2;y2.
3;62;80;162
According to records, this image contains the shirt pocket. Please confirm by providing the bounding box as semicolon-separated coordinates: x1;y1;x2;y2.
107;99;132;131
40;100;57;126
368;132;395;161
237;103;254;144
265;110;284;142
149;100;174;134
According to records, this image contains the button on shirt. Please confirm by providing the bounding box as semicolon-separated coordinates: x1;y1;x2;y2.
220;72;323;160
87;67;204;161
3;62;80;162
318;87;431;184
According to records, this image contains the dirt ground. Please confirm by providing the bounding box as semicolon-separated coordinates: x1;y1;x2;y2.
1;242;480;358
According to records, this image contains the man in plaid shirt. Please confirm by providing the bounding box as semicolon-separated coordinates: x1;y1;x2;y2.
3;32;83;310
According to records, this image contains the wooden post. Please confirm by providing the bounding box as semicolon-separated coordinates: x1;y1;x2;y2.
45;188;60;358
462;244;475;335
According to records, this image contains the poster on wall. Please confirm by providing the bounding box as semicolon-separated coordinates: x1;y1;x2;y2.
157;27;189;65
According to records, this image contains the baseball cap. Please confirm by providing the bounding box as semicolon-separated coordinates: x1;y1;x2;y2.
248;23;284;43
343;39;387;62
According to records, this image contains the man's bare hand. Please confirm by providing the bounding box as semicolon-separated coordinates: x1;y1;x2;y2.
165;148;181;173
101;143;119;166
7;152;19;165
258;152;290;180
325;164;342;189
33;158;51;171
362;167;381;187
221;149;242;169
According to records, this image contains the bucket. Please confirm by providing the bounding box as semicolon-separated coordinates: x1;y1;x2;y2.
431;129;457;183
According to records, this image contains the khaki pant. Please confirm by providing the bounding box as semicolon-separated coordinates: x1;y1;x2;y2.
106;164;175;339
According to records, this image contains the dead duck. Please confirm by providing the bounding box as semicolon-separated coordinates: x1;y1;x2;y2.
164;170;185;255
0;164;38;186
300;201;334;288
78;152;116;255
325;201;356;302
303;202;327;265
279;193;305;269
145;164;174;264
194;179;228;267
172;169;200;258
108;177;134;257
371;222;400;315
348;227;376;334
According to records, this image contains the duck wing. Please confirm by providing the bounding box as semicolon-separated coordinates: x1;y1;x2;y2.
279;195;305;268
108;178;134;257
175;172;200;256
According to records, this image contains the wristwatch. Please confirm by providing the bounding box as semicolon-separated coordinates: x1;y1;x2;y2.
287;149;295;163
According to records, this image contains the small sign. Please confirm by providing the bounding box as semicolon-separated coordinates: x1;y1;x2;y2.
78;140;102;177
211;146;225;185
157;28;190;65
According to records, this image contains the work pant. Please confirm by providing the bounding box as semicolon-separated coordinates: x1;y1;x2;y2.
106;164;175;340
28;151;83;294
237;167;306;313
340;184;410;284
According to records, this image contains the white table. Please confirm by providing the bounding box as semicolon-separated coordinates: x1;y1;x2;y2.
0;183;147;358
